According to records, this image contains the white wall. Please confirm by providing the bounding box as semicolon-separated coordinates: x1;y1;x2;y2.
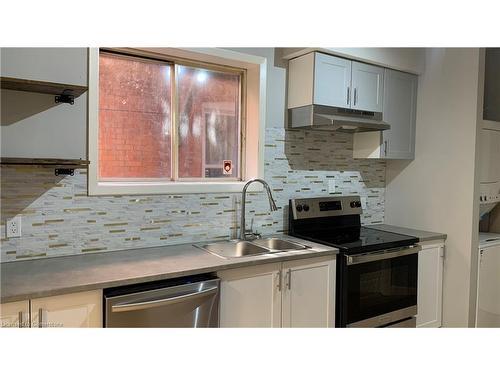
385;48;482;327
226;48;286;128
280;47;426;74
0;48;88;159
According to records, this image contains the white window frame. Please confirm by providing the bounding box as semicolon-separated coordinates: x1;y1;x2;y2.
88;47;266;195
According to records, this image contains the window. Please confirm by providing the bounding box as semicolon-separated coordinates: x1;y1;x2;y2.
88;48;265;195
98;52;242;181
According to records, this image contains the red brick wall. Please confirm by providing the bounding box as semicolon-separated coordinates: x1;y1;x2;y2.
99;54;171;178
99;54;240;179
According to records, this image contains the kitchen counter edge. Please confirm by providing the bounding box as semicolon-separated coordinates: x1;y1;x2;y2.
0;235;338;304
368;224;447;242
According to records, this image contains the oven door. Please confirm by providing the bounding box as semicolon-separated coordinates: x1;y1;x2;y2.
342;245;420;327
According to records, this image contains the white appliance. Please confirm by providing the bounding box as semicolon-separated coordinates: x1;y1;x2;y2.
479;128;500;217
476;233;500;327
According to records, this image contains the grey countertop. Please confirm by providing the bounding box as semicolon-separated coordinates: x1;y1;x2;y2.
367;224;447;242
0;235;338;304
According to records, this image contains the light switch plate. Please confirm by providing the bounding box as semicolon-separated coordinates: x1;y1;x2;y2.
6;216;21;238
328;179;336;194
361;197;367;210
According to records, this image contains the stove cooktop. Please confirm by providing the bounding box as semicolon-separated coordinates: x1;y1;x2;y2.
295;227;419;254
288;196;419;254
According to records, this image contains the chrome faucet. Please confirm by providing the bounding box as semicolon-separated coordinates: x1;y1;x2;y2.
240;178;278;240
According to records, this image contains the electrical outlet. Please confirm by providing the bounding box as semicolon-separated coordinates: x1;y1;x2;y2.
328;179;336;194
6;216;21;238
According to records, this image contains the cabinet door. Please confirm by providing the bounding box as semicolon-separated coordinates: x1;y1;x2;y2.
479;129;500;183
217;263;282;328
31;290;102;328
351;61;384;112
382;69;418;159
0;300;30;328
313;53;352;108
476;244;500;327
417;241;444;328
282;256;335;328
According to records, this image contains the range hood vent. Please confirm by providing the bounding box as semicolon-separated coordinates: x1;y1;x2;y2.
288;105;390;133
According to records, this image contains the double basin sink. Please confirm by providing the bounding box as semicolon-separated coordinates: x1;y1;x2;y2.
196;238;309;259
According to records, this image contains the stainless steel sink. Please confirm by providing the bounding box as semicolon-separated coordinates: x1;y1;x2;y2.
252;238;309;251
198;241;270;259
196;238;309;259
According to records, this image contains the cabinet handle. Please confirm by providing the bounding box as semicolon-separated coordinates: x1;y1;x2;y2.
18;311;23;328
277;270;282;292
347;87;350;105
353;88;358;106
38;308;43;328
384;140;388;156
286;269;292;290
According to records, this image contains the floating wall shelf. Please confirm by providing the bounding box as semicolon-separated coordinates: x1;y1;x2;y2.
1;158;90;176
0;77;87;104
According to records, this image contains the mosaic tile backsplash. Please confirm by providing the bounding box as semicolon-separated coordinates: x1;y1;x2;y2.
0;127;386;262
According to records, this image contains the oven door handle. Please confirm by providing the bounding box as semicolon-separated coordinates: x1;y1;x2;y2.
346;245;421;266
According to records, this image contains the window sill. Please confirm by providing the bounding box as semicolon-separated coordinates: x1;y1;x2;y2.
88;180;264;196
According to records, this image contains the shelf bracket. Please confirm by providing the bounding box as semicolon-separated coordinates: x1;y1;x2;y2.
55;168;75;176
55;90;75;105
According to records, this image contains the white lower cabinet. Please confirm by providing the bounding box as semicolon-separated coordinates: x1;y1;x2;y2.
31;290;103;328
282;257;335;328
0;300;30;328
218;262;282;328
417;240;445;328
218;255;336;328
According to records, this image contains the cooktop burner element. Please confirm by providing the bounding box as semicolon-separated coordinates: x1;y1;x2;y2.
288;196;418;254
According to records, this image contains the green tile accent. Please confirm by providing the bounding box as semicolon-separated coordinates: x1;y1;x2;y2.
103;222;128;227
81;247;107;253
48;243;68;248
63;208;92;212
16;253;46;259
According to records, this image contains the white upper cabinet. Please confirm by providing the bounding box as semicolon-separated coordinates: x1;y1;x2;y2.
351;61;384;113
313;53;352;108
353;68;418;160
382;69;418;159
287;52;384;112
483;48;500;126
479;128;500;183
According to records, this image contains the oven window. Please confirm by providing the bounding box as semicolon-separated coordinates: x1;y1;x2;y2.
346;254;418;325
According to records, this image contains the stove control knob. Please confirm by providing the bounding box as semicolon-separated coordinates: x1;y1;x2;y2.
296;205;303;212
303;204;310;212
351;201;362;208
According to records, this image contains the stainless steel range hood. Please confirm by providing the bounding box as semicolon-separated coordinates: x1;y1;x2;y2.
288;105;390;132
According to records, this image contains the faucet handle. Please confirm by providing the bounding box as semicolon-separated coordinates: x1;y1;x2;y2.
244;229;261;240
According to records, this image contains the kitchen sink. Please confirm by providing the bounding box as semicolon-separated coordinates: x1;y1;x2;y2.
198;241;271;259
252;238;309;251
196;238;309;259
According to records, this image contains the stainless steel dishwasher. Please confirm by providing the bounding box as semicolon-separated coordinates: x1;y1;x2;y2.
104;275;220;328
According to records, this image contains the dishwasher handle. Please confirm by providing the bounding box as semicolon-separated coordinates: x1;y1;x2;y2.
111;286;218;313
